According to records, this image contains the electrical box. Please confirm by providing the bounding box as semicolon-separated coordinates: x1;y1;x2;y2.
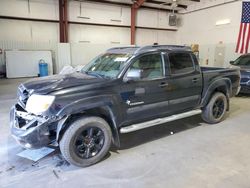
169;14;177;26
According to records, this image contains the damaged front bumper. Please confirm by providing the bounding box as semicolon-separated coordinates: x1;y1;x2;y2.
10;104;59;149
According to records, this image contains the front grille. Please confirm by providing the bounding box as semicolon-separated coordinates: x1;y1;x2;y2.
17;84;29;107
15;104;38;129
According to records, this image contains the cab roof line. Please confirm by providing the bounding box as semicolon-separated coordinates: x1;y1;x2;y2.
107;45;192;54
106;46;139;52
135;45;192;54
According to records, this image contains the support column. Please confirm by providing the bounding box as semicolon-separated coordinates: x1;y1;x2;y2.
131;6;136;45
130;0;145;45
59;0;68;43
64;0;68;42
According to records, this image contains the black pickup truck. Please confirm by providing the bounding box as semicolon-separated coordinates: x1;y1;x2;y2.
10;45;240;167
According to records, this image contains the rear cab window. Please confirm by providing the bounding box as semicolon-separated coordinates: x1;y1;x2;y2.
166;52;195;75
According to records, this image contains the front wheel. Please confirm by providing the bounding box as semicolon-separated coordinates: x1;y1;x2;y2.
59;116;112;167
202;92;228;124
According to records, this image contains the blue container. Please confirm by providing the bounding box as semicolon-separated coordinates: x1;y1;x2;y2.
39;60;48;77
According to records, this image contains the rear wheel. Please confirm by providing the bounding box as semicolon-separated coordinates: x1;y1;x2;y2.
202;92;228;124
59;116;112;167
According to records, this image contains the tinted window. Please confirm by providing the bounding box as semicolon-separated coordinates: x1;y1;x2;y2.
129;53;163;79
168;53;194;74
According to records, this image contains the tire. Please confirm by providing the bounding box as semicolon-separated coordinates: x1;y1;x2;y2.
59;116;112;167
201;92;228;124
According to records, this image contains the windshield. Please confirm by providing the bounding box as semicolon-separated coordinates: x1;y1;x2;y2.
233;55;250;66
82;53;131;78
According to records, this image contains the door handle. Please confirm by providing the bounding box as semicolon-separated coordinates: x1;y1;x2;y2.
159;82;169;88
192;78;199;83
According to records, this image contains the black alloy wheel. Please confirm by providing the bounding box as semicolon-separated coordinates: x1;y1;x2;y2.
201;92;228;124
60;116;112;167
74;127;105;159
212;98;225;119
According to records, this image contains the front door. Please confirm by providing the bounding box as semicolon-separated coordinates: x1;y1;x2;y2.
120;52;170;124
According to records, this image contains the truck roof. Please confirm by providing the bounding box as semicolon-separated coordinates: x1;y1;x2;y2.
106;45;192;55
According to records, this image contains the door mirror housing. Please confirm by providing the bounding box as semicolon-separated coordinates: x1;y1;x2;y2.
229;61;234;65
124;69;141;82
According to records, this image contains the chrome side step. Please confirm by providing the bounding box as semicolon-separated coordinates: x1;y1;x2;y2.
120;109;202;134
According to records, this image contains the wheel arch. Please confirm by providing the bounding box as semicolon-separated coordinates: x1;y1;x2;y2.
56;101;121;148
201;78;232;110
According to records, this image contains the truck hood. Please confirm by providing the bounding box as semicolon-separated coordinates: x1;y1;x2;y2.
22;73;105;94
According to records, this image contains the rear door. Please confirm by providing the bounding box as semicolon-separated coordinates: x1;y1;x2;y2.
164;52;202;113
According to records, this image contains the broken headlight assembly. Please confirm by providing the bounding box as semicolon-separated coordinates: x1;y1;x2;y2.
26;94;55;115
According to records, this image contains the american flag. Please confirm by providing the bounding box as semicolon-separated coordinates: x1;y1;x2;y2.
236;2;250;54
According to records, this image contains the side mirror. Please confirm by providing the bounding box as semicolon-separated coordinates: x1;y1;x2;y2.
229;61;234;65
124;69;141;82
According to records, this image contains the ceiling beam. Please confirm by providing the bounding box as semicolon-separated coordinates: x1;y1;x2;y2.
146;0;188;9
75;0;131;7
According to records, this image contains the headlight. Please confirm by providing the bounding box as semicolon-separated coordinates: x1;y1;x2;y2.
26;94;55;115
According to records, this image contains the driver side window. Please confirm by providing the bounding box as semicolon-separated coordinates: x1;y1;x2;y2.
129;53;164;80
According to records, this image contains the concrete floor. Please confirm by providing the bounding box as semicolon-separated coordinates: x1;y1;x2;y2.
0;78;250;188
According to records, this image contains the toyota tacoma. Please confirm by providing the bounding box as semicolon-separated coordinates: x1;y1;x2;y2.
10;45;241;167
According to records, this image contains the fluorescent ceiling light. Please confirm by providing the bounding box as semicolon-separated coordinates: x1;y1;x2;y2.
216;19;231;26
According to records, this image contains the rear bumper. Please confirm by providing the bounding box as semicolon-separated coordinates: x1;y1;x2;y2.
10;104;56;149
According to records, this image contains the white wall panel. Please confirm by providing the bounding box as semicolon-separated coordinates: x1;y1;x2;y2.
69;24;130;44
29;0;58;20
31;22;58;42
137;9;158;28
0;19;58;43
68;1;81;22
0;0;29;17
0;0;58;20
136;29;157;45
158;11;171;28
158;30;177;45
0;20;31;41
136;29;177;45
68;1;130;26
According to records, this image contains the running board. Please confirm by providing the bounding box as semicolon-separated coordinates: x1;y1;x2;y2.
120;109;202;134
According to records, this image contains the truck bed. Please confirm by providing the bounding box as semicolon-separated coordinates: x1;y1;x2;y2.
200;66;240;97
201;66;234;72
